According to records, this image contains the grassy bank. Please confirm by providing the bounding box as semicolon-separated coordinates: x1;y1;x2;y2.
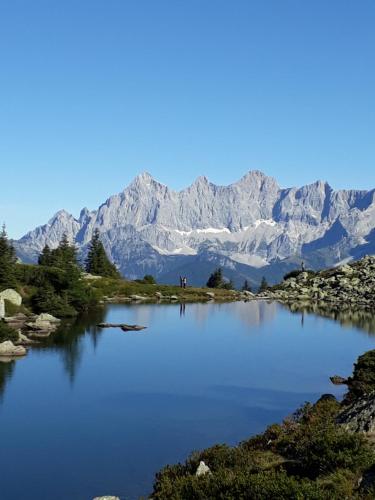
88;275;238;303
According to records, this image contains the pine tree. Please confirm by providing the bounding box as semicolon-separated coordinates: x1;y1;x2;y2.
0;224;17;290
85;229;120;278
259;276;268;292
242;279;252;292
38;244;52;266
206;268;223;288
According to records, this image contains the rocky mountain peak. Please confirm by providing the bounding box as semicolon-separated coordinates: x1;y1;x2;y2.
14;171;375;286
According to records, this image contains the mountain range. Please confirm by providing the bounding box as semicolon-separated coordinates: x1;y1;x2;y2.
14;171;375;288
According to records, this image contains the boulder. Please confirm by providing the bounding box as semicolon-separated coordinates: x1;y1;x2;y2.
196;460;211;477
170;295;179;301
0;289;22;306
0;298;4;319
35;313;61;323
93;497;120;500
155;291;163;298
130;295;146;301
242;290;254;298
15;332;37;346
205;292;215;298
337;392;375;434
0;341;27;357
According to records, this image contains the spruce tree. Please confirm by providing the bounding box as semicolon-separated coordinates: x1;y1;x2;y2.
38;244;52;266
85;229;120;278
259;276;268;292
0;224;17;290
206;268;223;288
242;279;252;292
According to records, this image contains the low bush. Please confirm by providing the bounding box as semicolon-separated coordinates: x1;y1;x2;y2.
151;396;375;499
0;321;18;343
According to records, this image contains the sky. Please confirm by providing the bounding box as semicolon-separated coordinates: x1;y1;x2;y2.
0;0;374;238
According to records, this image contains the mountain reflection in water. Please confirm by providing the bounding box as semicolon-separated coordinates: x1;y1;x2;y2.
1;300;375;500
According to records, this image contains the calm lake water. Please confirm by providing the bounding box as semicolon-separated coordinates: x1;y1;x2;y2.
1;301;375;500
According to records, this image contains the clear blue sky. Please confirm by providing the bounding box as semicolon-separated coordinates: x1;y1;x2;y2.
1;0;374;238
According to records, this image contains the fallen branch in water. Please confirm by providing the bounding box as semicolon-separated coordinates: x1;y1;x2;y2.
97;323;147;331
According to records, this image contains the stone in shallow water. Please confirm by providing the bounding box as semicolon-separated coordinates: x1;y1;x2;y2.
0;340;26;357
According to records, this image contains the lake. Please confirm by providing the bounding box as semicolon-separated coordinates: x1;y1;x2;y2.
1;301;375;500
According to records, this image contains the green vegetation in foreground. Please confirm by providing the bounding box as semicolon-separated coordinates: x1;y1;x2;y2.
345;350;375;404
0;321;18;343
151;352;375;499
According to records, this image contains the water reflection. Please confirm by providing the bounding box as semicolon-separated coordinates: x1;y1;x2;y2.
0;308;106;399
1;301;374;405
0;358;15;402
283;301;375;335
1;301;375;499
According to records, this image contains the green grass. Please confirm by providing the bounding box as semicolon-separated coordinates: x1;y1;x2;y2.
88;276;238;303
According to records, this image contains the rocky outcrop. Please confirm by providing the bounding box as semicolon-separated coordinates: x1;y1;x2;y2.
259;256;375;309
0;340;27;357
0;289;22;306
337;393;375;435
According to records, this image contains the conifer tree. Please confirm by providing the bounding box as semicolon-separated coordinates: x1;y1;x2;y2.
85;229;120;278
242;279;252;292
259;276;268;292
206;268;223;288
0;224;17;290
38;244;52;266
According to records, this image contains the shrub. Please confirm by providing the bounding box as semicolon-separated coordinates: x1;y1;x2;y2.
345;350;375;403
0;321;18;343
151;395;375;499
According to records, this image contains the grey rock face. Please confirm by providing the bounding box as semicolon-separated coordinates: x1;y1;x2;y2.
14;171;375;285
337;392;375;434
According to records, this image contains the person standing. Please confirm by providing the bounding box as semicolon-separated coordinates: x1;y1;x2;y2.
183;276;187;289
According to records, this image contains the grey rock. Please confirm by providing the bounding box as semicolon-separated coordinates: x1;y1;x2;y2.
196;460;211;477
0;289;22;306
93;497;120;500
0;341;27;357
337;393;375;434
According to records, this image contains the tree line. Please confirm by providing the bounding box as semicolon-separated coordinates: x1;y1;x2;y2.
0;226;120;317
206;267;268;293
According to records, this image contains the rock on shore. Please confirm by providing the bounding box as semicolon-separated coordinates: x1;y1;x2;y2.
0;340;27;357
259;255;375;308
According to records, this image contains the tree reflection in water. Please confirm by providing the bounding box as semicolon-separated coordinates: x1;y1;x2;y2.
0;307;106;399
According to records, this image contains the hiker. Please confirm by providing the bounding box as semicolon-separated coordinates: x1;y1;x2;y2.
301;261;305;272
179;275;183;288
183;276;187;289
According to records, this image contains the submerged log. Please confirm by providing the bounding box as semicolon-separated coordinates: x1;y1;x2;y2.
97;323;147;331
